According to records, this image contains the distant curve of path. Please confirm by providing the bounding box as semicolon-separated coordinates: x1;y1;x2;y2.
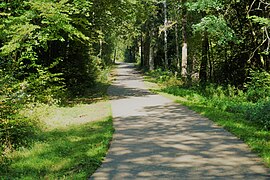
91;62;269;179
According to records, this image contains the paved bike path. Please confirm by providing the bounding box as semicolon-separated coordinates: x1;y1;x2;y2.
91;63;269;179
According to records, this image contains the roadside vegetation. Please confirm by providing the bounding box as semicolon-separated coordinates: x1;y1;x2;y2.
0;0;124;177
0;68;114;178
1;0;269;177
144;69;270;167
1;116;113;179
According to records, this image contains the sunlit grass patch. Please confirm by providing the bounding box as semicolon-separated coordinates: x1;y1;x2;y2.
20;100;111;131
1;117;114;179
1;89;114;178
46;102;111;130
0;63;115;178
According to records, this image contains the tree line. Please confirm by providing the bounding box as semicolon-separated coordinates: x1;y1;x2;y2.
0;0;269;155
0;0;137;154
129;0;269;87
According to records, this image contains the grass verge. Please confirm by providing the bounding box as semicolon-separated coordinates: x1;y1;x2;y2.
0;69;114;178
0;101;113;179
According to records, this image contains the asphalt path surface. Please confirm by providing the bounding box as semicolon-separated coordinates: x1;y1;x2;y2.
91;62;269;179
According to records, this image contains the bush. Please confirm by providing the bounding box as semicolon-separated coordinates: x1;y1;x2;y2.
0;74;38;155
0;115;38;152
246;71;270;102
246;101;270;129
25;69;65;104
0;68;63;155
147;68;183;86
150;70;270;130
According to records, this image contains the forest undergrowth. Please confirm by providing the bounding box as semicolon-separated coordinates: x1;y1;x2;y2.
0;67;114;179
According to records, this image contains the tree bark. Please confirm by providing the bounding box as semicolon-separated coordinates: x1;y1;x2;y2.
164;0;168;69
149;45;154;70
149;24;155;70
113;48;117;64
140;30;144;67
175;23;180;70
209;40;213;82
199;30;209;84
144;24;150;68
181;0;188;77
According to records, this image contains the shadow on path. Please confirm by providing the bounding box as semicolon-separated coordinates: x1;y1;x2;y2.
91;63;270;179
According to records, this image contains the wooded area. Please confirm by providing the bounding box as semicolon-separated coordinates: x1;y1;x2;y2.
0;0;269;165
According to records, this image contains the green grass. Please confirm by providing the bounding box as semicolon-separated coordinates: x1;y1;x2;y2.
1;117;113;179
0;70;114;178
0;100;114;179
22;101;111;131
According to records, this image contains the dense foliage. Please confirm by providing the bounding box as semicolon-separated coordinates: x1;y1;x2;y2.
0;0;269;163
127;0;270;129
0;0;136;155
129;0;269;85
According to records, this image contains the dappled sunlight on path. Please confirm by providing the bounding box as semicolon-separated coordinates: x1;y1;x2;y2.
91;62;269;179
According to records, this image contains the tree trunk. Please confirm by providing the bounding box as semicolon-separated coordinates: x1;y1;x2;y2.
144;25;150;68
209;40;213;82
175;23;180;70
181;0;188;77
149;24;155;70
113;48;117;64
140;30;144;67
149;45;154;70
129;47;132;62
199;30;209;84
164;0;168;69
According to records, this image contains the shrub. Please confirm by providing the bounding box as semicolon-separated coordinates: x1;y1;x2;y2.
203;84;219;97
0;115;38;152
0;68;62;155
147;68;183;86
148;70;270;130
0;73;38;155
25;69;65;104
246;101;270;129
246;71;270;102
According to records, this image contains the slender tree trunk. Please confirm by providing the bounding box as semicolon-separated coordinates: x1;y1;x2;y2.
173;2;180;71
149;45;154;70
140;30;144;67
181;0;188;77
113;48;117;64
175;23;180;70
199;30;209;84
149;24;155;70
209;40;213;82
144;24;150;68
129;47;132;62
164;0;168;69
132;38;138;63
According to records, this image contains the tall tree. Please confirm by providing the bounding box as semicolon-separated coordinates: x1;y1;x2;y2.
164;0;169;69
180;0;188;78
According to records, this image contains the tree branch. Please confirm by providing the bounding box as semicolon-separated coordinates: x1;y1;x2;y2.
248;38;268;63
